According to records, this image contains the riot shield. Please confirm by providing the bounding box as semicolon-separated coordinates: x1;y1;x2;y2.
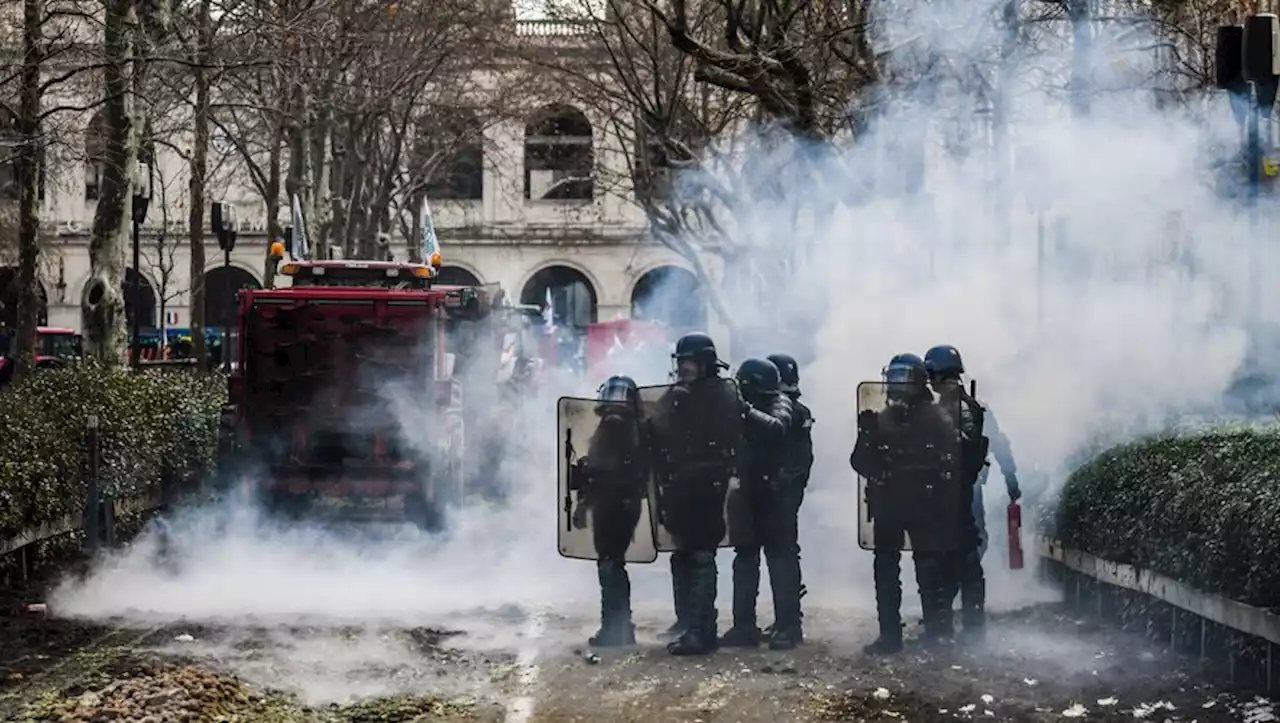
853;381;964;552
638;379;747;552
556;396;659;563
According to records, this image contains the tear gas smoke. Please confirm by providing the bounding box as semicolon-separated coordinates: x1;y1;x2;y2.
50;0;1268;647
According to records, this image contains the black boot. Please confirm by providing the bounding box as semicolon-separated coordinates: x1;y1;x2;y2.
867;549;904;656
590;559;636;647
767;625;803;651
721;546;760;647
915;552;954;648
765;547;804;651
662;553;692;640
863;631;904;656
958;549;986;645
719;625;761;647
669;551;718;656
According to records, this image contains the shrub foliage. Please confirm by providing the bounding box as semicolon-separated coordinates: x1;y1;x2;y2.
0;364;226;539
1053;426;1280;608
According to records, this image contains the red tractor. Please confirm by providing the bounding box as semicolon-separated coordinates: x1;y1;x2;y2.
0;326;84;388
216;257;502;530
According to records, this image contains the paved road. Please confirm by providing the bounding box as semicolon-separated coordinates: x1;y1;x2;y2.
2;599;1270;722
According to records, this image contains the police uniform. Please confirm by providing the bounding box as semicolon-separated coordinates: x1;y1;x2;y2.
720;358;800;650
573;376;648;647
851;354;965;654
651;332;744;656
924;344;1020;643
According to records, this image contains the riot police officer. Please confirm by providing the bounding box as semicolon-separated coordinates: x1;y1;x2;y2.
924;344;1019;643
569;375;649;647
650;332;744;656
767;353;814;643
850;353;962;654
720;358;801;650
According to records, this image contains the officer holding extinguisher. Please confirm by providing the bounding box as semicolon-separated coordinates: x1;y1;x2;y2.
923;345;1021;645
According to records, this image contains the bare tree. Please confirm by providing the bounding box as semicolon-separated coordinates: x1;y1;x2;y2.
80;0;170;365
0;0;108;376
516;1;863;341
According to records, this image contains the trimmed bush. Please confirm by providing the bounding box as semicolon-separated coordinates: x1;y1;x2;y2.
1051;425;1280;609
0;364;226;539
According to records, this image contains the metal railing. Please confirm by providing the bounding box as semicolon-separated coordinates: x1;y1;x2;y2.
1037;535;1280;692
0;415;187;583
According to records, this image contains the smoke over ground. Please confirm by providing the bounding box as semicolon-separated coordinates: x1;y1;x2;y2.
47;0;1269;671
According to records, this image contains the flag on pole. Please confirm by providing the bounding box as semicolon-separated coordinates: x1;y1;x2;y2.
291;194;311;260
420;197;441;269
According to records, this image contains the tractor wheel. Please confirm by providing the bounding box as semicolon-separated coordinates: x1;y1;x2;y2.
404;493;446;534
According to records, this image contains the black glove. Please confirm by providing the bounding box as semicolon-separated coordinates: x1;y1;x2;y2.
1006;473;1022;502
857;410;879;436
571;502;589;529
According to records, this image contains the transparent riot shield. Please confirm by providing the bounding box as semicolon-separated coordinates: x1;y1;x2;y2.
638;379;747;552
557;396;659;563
852;381;964;552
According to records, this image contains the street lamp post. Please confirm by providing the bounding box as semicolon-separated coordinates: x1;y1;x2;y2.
211;201;238;372
130;161;152;371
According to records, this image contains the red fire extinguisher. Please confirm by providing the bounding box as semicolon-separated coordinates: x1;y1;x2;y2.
1007;500;1024;570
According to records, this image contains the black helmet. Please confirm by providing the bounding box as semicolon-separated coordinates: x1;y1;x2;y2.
923;345;964;379
736;358;780;396
767;353;800;393
598;375;639;403
673;331;726;376
596;375;639;415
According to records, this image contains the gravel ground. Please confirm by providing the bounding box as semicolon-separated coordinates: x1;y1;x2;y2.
2;570;1274;723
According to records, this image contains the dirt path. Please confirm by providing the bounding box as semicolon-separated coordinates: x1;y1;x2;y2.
2;588;1273;723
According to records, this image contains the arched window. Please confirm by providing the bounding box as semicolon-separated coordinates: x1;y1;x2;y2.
123;268;157;330
524;105;594;201
433;266;481;287
520;265;597;328
203;266;261;329
631;265;705;333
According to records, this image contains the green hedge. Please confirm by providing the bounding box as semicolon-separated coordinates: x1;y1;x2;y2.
0;364;226;539
1051;425;1280;609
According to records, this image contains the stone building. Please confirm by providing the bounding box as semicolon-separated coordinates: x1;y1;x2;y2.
0;13;713;358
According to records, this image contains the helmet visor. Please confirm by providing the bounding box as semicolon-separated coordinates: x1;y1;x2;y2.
884;365;917;384
599;380;633;403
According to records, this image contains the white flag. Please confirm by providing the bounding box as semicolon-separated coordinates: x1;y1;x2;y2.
420;196;440;267
291;194;311;260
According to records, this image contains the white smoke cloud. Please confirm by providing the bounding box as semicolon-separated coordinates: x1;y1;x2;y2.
48;0;1274;653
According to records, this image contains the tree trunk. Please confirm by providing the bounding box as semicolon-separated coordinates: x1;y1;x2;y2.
82;0;134;366
13;0;43;380
992;0;1018;247
1069;0;1092;117
262;120;283;286
405;189;425;263
188;0;211;369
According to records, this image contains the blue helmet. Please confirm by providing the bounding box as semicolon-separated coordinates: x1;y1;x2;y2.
883;353;928;386
923;345;964;379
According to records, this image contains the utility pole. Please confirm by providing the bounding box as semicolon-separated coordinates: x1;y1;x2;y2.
1217;17;1278;335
